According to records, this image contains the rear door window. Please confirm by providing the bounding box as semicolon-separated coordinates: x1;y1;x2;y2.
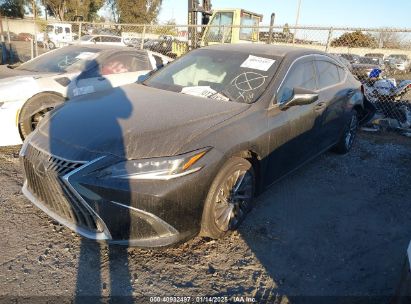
316;60;340;89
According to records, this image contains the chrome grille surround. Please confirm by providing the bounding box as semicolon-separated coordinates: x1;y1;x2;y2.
22;143;111;239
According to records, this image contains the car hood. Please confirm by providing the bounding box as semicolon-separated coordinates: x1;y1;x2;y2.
34;84;250;160
0;66;57;101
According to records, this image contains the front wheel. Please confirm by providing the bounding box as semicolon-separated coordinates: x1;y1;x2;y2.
200;157;255;239
18;93;65;140
332;109;359;154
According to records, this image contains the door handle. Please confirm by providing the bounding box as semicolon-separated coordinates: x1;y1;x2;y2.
347;89;355;98
97;77;106;81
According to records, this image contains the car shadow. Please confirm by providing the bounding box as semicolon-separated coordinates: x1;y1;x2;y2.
237;133;411;302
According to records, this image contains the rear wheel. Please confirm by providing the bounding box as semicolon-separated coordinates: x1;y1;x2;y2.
200;157;255;239
18;93;65;140
332;109;359;154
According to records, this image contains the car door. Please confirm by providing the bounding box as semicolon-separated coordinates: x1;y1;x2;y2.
266;55;322;183
314;56;349;149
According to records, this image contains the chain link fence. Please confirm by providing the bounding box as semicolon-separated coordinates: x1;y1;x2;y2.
1;19;411;134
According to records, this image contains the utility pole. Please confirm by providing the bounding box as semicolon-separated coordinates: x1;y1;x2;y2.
0;10;5;43
293;0;302;44
32;0;38;57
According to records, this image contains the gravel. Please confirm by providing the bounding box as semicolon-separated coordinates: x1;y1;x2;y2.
0;131;410;302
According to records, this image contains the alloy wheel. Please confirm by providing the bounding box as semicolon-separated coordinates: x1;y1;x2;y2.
213;169;254;232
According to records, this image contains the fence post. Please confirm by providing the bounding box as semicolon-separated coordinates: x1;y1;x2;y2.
78;22;82;40
325;27;333;53
30;38;34;60
268;13;275;44
221;26;226;44
140;25;146;50
5;17;10;43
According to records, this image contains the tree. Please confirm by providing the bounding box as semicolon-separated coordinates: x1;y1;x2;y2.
107;0;162;24
154;19;177;36
0;0;27;18
42;0;104;21
331;30;378;48
375;31;403;49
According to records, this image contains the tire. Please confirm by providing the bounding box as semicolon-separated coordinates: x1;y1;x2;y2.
200;157;255;239
18;93;65;140
48;41;55;49
332;109;359;154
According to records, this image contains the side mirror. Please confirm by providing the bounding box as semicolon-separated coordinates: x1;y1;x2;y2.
279;87;319;110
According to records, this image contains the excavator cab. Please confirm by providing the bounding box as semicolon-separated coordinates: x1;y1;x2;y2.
171;4;263;58
202;9;262;45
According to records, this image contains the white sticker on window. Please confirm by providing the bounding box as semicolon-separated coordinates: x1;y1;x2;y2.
76;52;98;60
240;55;275;71
73;86;95;96
181;86;217;98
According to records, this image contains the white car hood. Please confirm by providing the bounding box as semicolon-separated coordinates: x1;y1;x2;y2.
0;66;59;101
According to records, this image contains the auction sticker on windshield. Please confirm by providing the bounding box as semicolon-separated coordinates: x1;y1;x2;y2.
240;55;275;71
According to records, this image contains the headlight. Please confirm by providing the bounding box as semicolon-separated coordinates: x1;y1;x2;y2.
99;148;211;180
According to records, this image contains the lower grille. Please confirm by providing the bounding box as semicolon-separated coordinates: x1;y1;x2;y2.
23;144;103;233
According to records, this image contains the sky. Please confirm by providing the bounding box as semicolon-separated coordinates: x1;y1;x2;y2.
157;0;411;28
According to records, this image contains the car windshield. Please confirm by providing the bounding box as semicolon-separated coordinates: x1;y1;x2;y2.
16;46;101;73
144;49;281;104
80;35;92;41
388;54;408;61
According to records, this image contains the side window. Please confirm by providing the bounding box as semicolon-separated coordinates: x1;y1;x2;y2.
316;60;340;89
277;60;317;104
65;27;70;34
101;36;121;42
101;53;151;75
55;27;63;34
239;14;259;41
337;66;346;81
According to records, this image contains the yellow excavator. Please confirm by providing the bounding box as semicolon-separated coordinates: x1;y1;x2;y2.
171;0;265;58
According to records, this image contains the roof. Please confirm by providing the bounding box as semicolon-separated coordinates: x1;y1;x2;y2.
201;43;325;58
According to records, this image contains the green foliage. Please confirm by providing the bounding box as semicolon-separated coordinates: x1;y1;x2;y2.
331;30;378;48
107;0;162;24
154;19;177;36
0;0;27;18
42;0;105;21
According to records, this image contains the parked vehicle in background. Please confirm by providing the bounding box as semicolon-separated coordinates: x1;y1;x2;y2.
71;35;127;47
385;54;411;73
0;45;172;146
20;45;373;247
364;53;384;59
36;23;73;49
17;32;34;42
351;56;385;81
337;53;361;64
143;36;174;56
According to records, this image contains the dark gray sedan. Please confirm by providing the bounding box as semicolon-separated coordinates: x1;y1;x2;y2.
20;44;372;247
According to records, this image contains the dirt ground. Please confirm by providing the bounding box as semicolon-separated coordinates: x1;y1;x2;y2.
0;131;410;303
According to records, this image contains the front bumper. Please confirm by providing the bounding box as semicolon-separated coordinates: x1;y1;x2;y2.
0;100;25;146
21;143;216;247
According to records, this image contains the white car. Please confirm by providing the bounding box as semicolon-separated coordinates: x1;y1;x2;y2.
72;35;127;46
0;45;172;146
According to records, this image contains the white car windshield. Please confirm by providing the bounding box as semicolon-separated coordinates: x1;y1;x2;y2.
16;46;101;73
